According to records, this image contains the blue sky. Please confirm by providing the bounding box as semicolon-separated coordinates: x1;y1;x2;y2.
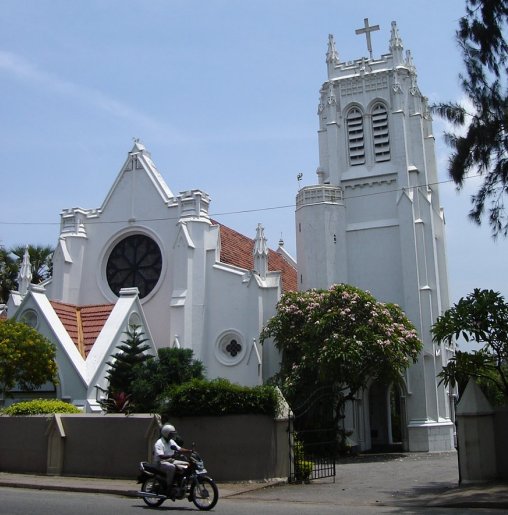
1;0;507;309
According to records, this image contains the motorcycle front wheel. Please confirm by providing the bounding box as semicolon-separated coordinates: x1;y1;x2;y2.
190;476;219;511
141;477;165;507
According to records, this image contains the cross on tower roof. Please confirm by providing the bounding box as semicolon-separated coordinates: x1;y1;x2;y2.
355;18;380;59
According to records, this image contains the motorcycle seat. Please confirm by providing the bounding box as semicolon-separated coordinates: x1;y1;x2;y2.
140;462;161;474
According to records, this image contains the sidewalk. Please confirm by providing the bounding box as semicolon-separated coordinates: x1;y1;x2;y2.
0;471;281;499
1;454;508;510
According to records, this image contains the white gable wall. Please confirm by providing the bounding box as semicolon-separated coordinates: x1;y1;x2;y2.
34;142;288;397
11;287;157;411
204;261;281;386
86;290;157;411
13;291;88;405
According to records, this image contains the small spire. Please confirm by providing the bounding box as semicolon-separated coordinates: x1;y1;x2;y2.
326;34;339;65
326;34;339;78
279;233;284;247
253;223;269;279
406;50;419;94
327;81;337;105
406;49;415;71
17;245;33;296
389;21;403;51
130;138;146;153
253;223;269;256
389;21;404;65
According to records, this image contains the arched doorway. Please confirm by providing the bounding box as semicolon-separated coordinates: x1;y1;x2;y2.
368;381;406;451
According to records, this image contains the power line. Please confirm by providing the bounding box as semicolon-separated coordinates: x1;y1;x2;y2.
0;173;480;228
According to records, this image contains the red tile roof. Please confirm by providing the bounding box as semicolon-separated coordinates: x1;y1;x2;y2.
80;304;116;356
50;301;114;358
215;222;297;292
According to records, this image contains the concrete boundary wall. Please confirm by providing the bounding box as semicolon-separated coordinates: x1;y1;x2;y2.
0;413;288;481
456;379;508;482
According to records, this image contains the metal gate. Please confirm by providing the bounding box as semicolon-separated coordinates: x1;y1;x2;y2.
288;386;337;483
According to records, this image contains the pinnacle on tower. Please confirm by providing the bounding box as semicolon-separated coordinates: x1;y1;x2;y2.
389;21;404;65
326;34;339;64
326;34;339;77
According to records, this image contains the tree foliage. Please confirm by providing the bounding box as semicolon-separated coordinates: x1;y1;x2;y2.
2;398;80;415
160;378;278;418
11;245;54;284
130;347;205;413
0;319;59;398
432;288;508;404
103;325;153;412
0;246;17;304
102;326;205;413
432;0;508;236
0;244;54;303
260;284;422;437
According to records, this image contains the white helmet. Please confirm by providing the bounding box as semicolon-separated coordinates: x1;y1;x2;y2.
161;424;176;440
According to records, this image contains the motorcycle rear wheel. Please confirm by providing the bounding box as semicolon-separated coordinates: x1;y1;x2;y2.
190;476;219;511
141;477;165;507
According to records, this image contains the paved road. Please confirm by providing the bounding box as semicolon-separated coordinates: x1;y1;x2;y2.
0;486;500;515
1;451;507;511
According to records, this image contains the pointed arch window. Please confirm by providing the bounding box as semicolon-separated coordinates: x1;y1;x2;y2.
372;103;390;161
346;107;365;165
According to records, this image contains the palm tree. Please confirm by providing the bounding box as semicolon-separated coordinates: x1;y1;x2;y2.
0;244;54;303
0;246;17;303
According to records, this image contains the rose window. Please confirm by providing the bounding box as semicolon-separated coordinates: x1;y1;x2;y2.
106;234;162;299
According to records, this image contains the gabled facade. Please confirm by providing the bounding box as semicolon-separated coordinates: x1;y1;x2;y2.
7;142;296;409
10;286;156;411
296;22;454;452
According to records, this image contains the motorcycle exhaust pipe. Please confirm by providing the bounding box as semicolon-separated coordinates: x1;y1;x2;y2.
136;491;167;500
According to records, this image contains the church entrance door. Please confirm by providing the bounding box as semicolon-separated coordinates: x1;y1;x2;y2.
368;381;405;451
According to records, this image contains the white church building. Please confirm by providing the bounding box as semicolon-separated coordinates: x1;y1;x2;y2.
7;20;454;453
7;141;296;411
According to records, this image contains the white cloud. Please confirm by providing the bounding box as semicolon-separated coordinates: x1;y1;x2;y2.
0;50;184;141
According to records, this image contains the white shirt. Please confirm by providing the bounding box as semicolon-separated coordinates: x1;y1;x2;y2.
153;437;181;463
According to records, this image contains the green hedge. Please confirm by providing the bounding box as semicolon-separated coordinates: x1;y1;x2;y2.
160;378;279;418
1;399;81;415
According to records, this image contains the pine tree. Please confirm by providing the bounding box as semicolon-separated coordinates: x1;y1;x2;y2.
130;347;205;412
103;325;153;412
432;0;508;236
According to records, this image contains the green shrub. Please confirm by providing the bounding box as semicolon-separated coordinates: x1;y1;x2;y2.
2;399;81;415
159;378;279;418
293;438;313;482
130;347;205;413
294;459;313;482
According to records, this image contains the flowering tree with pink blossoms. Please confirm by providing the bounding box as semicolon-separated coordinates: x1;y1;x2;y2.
261;284;422;447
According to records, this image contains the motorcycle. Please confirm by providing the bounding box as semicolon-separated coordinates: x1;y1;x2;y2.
136;447;219;511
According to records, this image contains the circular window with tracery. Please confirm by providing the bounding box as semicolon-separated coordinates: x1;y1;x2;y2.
20;309;38;329
215;331;245;366
106;234;162;299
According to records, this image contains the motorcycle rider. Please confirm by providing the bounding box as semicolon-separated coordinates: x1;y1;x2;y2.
153;423;191;492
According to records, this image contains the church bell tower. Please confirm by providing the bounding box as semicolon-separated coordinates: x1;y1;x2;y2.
296;20;454;452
